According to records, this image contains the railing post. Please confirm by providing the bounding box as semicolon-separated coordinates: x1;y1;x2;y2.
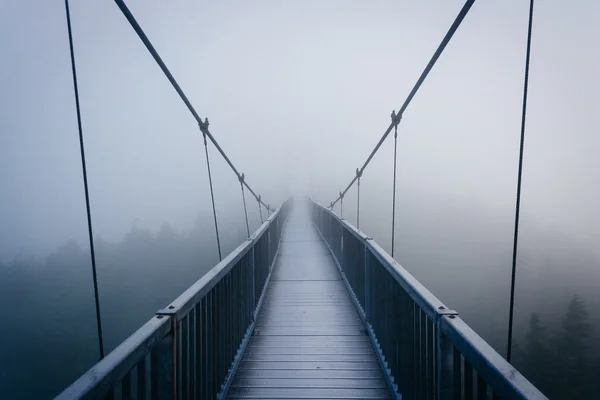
339;221;344;271
250;245;256;314
153;315;176;400
364;240;370;321
268;223;273;270
437;315;456;400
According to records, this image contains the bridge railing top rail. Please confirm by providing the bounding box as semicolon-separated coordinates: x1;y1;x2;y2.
156;208;280;321
56;316;171;400
319;201;449;320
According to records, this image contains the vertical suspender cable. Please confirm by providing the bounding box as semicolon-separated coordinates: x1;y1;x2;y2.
200;119;222;261
340;192;344;219
239;174;250;237
507;0;535;363
391;111;400;258
64;0;104;359
258;195;264;224
356;169;362;230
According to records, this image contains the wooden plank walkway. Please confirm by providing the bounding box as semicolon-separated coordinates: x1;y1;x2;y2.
226;204;392;399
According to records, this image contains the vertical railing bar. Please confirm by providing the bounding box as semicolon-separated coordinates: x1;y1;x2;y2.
174;319;181;400
195;303;202;400
217;281;224;391
228;270;233;376
478;374;487;400
464;357;473;400
421;310;427;400
209;289;216;399
364;244;370;321
436;318;453;400
189;308;196;400
181;316;189;400
121;372;131;400
427;317;434;400
203;296;210;400
150;345;159;400
453;348;461;400
137;357;146;400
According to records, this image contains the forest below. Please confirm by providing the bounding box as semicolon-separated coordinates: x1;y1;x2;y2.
0;208;599;399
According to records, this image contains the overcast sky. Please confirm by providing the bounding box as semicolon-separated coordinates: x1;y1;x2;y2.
1;0;599;260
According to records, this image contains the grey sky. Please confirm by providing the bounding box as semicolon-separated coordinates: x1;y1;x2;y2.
1;0;600;260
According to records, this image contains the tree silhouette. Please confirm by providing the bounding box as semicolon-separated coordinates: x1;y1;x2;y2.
552;295;593;399
521;313;549;388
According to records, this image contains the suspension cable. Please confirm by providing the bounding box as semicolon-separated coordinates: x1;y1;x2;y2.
258;195;264;224
356;169;362;230
239;174;250;237
330;0;475;209
507;0;535;363
391;111;401;258
200;119;222;261
113;0;271;212
64;0;104;360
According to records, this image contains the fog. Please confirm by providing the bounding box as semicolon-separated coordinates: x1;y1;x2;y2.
1;0;600;398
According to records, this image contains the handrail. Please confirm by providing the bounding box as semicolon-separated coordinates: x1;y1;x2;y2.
310;199;547;400
336;212;448;321
440;316;544;400
56;316;171;400
56;199;292;400
156;212;276;321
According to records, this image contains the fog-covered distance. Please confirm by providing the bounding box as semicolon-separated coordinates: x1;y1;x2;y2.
1;1;599;398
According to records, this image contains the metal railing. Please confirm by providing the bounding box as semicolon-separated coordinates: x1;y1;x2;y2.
311;200;547;400
56;198;292;400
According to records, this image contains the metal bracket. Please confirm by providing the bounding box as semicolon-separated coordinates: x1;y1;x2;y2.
156;305;178;316
391;110;402;139
199;118;209;144
238;173;245;184
356;168;362;178
434;306;458;324
391;110;402;126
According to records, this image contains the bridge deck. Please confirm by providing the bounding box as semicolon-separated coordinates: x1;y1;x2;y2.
227;205;392;399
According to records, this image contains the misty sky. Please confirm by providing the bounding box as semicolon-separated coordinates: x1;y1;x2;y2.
1;0;600;261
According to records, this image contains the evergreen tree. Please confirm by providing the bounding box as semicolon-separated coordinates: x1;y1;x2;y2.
553;295;593;399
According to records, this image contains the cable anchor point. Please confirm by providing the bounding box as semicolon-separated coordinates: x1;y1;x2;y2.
391;110;402;138
199;117;209;144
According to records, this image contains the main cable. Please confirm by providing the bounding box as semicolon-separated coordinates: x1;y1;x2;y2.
113;0;271;212
330;0;475;209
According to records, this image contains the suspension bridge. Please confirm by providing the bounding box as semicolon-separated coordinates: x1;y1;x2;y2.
54;0;548;399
